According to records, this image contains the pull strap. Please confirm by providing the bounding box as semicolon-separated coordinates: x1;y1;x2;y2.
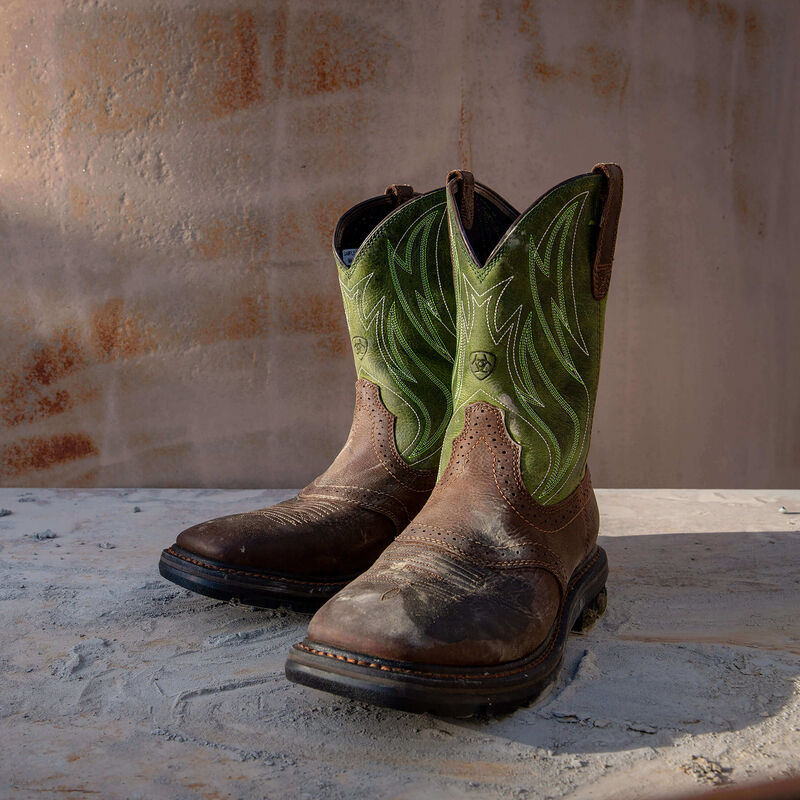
446;169;475;230
385;184;415;207
591;163;623;300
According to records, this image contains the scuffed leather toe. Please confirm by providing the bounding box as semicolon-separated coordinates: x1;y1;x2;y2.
306;547;561;667
175;512;262;564
305;411;599;669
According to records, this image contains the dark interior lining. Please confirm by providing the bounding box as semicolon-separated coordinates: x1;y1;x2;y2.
466;191;519;265
335;184;520;268
334;195;396;261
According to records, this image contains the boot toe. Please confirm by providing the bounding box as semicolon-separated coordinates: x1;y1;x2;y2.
308;581;429;663
172;498;398;577
306;564;560;667
174;513;261;564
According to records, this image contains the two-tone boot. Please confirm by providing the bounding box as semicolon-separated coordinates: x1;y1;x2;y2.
159;181;518;610
285;164;623;712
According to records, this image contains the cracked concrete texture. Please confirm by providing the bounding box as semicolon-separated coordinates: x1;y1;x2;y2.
1;488;799;799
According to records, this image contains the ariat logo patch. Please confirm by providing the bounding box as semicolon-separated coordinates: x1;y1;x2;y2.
469;351;495;380
352;336;368;359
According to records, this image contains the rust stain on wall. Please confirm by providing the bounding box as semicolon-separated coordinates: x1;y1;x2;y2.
91;299;155;361
532;45;631;100
196;10;265;116
733;176;750;224
685;0;739;36
480;2;504;23
532;61;562;82
61;8;269;135
742;10;765;68
288;12;384;96
218;295;269;342
192;214;270;264
68;184;93;221
280;293;347;358
517;0;540;37
517;2;630;103
0;298;157;433
529;45;630;102
578;45;630;100
270;3;288;90
61;11;173;136
196;295;270;345
685;0;766;62
1;329;87;427
1;433;98;479
731;99;767;236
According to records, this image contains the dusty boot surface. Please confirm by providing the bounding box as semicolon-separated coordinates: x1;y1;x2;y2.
159;182;518;610
286;164;623;711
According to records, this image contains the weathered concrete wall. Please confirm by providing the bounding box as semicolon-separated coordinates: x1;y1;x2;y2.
0;0;797;489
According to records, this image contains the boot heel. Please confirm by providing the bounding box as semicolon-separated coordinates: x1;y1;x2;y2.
572;587;607;634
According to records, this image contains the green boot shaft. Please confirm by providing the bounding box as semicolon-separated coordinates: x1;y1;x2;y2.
336;184;515;470
442;166;623;502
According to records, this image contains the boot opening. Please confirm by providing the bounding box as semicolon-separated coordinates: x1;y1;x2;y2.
334;186;416;267
448;171;519;266
467;188;519;265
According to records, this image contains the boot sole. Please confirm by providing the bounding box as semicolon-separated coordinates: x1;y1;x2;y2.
158;545;354;612
284;547;608;716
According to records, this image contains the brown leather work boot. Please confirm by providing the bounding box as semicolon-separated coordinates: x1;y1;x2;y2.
285;164;623;712
159;181;518;610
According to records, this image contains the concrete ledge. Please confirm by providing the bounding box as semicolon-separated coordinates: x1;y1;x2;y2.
1;488;798;799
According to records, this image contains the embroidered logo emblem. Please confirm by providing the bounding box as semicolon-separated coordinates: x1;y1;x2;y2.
352;336;368;359
469;351;496;380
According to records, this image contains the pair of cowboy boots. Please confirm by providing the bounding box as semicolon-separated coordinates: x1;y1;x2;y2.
159;163;623;716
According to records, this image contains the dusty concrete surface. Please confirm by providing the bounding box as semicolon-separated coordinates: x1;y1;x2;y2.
1;488;798;799
1;0;799;490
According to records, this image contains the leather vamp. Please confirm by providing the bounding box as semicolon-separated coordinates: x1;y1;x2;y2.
307;402;599;666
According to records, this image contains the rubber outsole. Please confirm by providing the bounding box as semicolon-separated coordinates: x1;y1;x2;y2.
158;545;354;612
284;547;608;716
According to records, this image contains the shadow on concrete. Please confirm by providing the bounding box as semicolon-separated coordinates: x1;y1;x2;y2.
445;529;800;753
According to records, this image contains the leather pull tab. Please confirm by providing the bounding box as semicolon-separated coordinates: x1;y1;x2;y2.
385;184;415;207
446;169;475;230
591;163;623;300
